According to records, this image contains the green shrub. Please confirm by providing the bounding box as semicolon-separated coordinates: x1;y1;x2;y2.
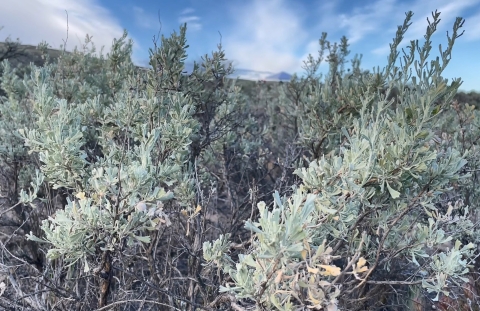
0;23;251;309
204;10;478;311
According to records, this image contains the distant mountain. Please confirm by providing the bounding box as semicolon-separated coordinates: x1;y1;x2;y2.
265;71;292;81
228;68;276;81
181;62;291;82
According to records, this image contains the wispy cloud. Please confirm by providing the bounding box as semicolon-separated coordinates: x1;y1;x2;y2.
179;9;202;31
402;0;478;40
338;0;397;44
181;8;195;15
295;1;341;71
370;0;480;56
133;6;159;30
224;0;307;73
179;16;200;23
463;11;480;41
0;0;126;55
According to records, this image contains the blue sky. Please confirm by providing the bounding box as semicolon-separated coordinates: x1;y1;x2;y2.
1;0;479;92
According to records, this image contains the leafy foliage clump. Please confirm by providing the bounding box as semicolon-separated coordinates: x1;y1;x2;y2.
204;10;480;311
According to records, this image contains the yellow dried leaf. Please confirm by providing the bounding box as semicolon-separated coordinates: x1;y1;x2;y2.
319;264;341;276
71;202;78;216
357;257;367;268
75;192;86;200
307;266;319;274
274;270;283;284
151;217;165;225
318;280;330;287
355;257;369;273
301;249;307;260
195;205;202;213
308;289;321;305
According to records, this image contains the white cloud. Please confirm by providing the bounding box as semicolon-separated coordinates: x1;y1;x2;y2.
371;45;390;56
179;16;200;23
337;0;397;44
0;0;147;66
178;9;202;31
300;40;322;64
0;0;120;52
181;8;195;15
296;39;330;74
179;15;202;30
464;11;480;41
369;0;480;56
133;6;159;30
309;0;341;36
403;0;478;40
224;0;307;73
